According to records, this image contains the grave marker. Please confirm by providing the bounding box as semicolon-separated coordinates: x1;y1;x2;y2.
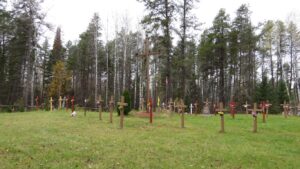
281;101;290;118
118;96;128;129
215;102;228;133
194;102;199;115
49;97;53;112
265;100;272;118
229;101;236;119
249;103;263;133
84;98;88;117
109;96;114;123
98;96;104;120
190;103;193;115
168;99;174;112
202;98;211;115
260;101;267;123
243;101;250;114
71;96;75;112
35;96;39;110
59;96;63;110
176;99;187;128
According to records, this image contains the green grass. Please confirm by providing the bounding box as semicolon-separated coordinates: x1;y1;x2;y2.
0;110;300;169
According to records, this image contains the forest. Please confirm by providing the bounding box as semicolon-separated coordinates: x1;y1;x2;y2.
0;0;299;113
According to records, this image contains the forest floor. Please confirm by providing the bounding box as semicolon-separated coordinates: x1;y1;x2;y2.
0;110;300;169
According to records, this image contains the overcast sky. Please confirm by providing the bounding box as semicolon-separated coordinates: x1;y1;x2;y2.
42;0;300;44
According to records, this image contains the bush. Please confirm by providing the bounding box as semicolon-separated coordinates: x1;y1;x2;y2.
117;90;132;116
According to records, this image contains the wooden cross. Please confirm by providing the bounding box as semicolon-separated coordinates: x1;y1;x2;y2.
281;101;289;118
260;101;267;123
249;103;263;133
140;98;145;111
84;98;88;117
194;102;199;115
215;102;228;133
168;99;174;112
136;36;160;113
98;96;104;120
229;101;236;119
49;97;53;112
176;99;187;128
109;96;114;123
118;96;128;129
243;101;250;114
35;96;39;111
265;100;272;118
59;96;63;110
71;96;75;112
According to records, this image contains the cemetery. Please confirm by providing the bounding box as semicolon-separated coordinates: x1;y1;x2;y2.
1;0;300;168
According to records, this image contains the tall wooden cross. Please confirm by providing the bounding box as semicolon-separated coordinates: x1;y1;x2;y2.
71;96;75;112
109;96;114;123
98;96;104;120
176;99;187;128
249;103;263;133
136;36;160;113
59;96;63;110
35;96;39;111
118;96;128;129
243;101;250;114
215;102;228;133
49;97;53;112
281;101;289;118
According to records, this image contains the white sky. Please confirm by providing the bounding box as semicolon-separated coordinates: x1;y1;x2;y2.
42;0;300;44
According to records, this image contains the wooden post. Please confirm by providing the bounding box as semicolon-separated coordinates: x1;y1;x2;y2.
109;96;114;123
281;101;289;118
243;101;250;114
148;98;153;124
215;102;228;133
229;101;236;119
98;96;104;120
84;98;87;117
71;96;75;112
249;103;263;133
118;96;128;129
59;96;62;110
49;97;53;112
35;96;39;111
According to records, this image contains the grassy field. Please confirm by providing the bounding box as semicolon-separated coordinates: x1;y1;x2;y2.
0;110;299;169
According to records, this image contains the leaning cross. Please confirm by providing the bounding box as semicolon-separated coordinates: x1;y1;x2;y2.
249;103;263;133
281;101;289;118
59;96;63;110
49;97;53;112
109;96;114;123
176;99;187;128
98;96;104;120
118;96;128;129
215;102;228;133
